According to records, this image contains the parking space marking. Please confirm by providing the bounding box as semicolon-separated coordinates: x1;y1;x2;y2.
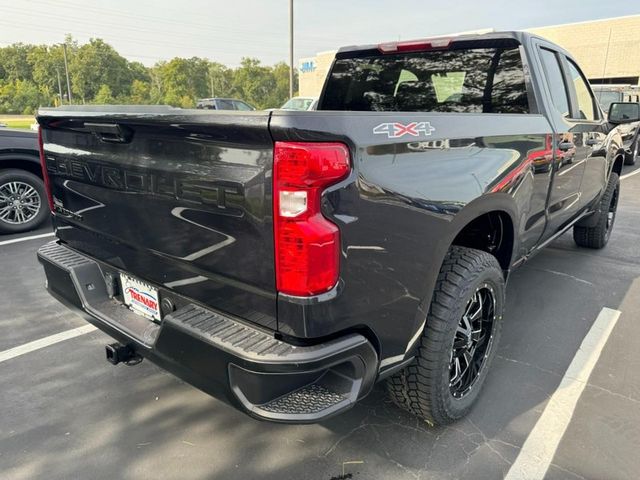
0;324;97;364
0;232;54;247
621;168;640;180
504;307;621;480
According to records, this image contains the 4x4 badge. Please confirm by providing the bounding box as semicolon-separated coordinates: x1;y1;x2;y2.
373;121;435;138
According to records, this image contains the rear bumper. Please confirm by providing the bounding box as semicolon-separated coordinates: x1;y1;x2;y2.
37;241;378;423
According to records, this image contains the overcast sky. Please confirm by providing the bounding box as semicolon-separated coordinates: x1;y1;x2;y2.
1;0;638;66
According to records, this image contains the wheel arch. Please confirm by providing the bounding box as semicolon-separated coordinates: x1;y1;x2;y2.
611;153;625;177
0;152;43;178
447;194;520;275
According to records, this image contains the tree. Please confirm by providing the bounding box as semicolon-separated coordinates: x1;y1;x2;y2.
153;57;210;106
128;79;152;104
69;38;132;103
207;62;235;98
232;58;276;109
128;61;151;83
268;61;297;107
0;80;46;114
0;43;35;82
93;84;115;104
0;37;296;114
27;44;65;106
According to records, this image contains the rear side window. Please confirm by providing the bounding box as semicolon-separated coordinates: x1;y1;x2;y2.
320;45;529;113
539;49;570;118
566;59;596;121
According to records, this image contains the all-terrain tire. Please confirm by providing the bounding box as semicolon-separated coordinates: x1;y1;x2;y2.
386;246;505;426
573;172;619;249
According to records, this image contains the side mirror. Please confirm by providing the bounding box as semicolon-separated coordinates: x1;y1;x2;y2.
608;102;640;124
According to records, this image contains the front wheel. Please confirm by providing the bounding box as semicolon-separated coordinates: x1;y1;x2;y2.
573;172;619;249
0;169;50;234
387;246;505;426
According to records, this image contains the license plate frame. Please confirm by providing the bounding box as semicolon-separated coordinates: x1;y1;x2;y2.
120;273;161;322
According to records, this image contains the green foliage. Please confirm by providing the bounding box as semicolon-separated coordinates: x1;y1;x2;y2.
0;36;298;113
0;79;47;114
93;84;115;105
70;39;133;103
0;43;34;82
128;79;152;104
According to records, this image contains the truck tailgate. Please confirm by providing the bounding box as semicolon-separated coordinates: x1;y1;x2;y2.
38;108;277;330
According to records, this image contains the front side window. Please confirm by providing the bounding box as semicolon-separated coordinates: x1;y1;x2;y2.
234;101;254;111
566;60;596;121
321;44;529;113
539;48;570;118
217;99;235;110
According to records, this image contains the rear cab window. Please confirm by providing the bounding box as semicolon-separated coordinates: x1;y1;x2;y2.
319;38;530;113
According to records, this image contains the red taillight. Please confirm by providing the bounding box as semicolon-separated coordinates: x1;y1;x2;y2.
378;37;452;54
37;126;54;211
273;142;350;296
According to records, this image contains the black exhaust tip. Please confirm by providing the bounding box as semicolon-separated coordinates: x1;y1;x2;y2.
105;343;142;365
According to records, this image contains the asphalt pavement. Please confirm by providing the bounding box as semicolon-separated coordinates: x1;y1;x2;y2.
1;165;639;480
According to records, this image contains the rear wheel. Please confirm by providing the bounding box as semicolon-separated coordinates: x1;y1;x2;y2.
573;172;619;249
386;246;505;426
0;169;49;234
624;139;638;166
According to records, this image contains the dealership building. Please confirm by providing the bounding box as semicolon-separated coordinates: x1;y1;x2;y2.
298;15;640;98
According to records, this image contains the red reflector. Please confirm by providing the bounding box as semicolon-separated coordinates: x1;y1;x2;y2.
378;37;452;54
273;142;350;296
37;126;54;211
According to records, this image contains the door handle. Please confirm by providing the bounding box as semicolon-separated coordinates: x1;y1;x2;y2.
558;141;575;151
84;122;133;143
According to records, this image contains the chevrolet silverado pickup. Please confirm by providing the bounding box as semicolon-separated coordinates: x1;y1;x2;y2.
0;128;50;233
36;32;639;425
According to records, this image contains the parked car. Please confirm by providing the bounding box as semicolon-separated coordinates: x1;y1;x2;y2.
0;128;49;233
592;84;640;112
36;31;637;426
608;101;640;165
592;85;640;164
279;96;318;111
196;98;256;111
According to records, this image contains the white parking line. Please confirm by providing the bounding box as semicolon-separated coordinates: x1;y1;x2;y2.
0;232;54;247
504;307;621;480
621;168;640;180
0;325;97;364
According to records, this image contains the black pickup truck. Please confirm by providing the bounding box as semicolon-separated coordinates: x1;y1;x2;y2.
0;128;50;233
36;31;639;426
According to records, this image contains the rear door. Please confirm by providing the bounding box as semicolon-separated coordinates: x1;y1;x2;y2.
39;109;277;330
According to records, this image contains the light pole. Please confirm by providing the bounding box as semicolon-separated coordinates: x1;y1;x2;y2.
289;0;294;99
62;42;72;104
56;68;64;106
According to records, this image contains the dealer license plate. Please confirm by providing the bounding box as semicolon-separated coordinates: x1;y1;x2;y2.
120;273;161;322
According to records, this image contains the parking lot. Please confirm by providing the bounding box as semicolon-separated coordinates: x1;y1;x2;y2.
0;164;638;480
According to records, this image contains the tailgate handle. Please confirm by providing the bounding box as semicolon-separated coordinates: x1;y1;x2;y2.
84;122;133;144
